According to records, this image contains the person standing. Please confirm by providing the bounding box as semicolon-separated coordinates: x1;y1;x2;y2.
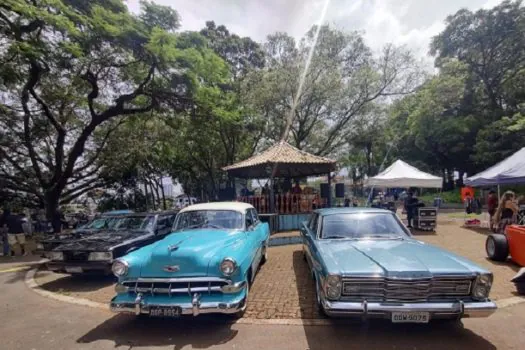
404;192;419;228
0;209;10;256
494;191;519;234
2;209;27;256
487;190;498;231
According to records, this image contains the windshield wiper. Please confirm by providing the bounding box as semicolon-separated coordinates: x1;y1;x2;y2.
323;235;348;239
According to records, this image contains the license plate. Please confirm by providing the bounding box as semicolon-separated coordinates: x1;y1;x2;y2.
65;266;83;273
149;306;182;317
391;312;429;323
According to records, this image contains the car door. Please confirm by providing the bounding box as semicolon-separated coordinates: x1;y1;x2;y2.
244;209;262;276
301;212;319;269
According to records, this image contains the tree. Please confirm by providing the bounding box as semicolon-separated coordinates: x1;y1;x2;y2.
430;0;525;167
243;25;423;157
0;0;222;218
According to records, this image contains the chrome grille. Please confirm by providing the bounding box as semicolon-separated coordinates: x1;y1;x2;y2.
63;251;89;262
122;278;230;296
341;276;474;302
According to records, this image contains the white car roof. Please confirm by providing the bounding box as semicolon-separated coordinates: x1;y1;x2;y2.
179;201;254;214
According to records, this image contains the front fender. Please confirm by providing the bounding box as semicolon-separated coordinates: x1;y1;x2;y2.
116;243;157;282
208;233;251;282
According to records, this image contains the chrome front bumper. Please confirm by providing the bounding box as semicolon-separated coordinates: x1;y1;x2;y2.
110;284;247;317
321;298;497;319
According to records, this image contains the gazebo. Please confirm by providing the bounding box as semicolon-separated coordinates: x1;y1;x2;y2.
223;141;336;231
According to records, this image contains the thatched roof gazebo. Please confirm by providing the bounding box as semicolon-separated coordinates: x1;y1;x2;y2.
223;141;336;178
223;142;336;230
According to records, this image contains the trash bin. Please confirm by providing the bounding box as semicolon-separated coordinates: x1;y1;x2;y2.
433;197;442;208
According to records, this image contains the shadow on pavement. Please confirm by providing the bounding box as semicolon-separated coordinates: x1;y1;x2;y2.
410;228;438;236
37;271;115;293
302;320;496;350
2;268;30;284
77;314;238;349
292;249;320;319
484;257;520;273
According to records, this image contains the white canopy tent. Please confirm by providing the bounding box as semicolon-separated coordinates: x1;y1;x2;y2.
366;159;442;188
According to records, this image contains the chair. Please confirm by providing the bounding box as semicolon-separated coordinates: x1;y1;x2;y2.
517;206;525;225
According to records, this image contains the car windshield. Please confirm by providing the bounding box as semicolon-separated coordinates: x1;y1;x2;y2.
114;215;155;231
321;213;408;240
83;217;121;230
174;210;243;230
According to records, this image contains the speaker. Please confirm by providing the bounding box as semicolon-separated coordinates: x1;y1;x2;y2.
335;183;345;198
320;183;329;198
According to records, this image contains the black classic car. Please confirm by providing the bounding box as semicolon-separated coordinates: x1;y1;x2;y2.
45;211;178;274
35;211;133;255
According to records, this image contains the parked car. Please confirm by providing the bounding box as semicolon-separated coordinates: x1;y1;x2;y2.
110;202;270;318
173;195;197;209
300;207;497;322
35;210;133;255
45;211;178;275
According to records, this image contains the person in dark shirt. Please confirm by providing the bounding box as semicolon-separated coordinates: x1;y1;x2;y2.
0;209;11;256
404;192;419;228
487;190;498;231
1;209;27;256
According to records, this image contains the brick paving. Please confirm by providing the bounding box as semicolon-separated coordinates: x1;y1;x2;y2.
35;222;521;319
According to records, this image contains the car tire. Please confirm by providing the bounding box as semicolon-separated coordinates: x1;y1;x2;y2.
486;234;509;261
261;244;268;265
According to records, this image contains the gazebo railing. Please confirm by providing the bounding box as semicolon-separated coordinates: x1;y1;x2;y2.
237;194;326;214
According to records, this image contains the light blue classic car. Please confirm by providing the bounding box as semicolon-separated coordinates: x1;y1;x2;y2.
110;202;270;318
301;207;497;322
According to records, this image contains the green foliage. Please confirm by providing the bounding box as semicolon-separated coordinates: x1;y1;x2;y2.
0;0;227;217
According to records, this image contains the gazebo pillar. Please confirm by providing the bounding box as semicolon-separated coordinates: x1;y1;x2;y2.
327;172;332;208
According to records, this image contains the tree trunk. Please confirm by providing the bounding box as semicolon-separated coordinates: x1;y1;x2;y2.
149;181;157;210
159;177;167;210
44;190;60;221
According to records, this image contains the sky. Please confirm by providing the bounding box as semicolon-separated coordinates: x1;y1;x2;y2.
127;0;505;68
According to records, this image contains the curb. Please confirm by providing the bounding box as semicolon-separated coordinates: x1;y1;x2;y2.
25;267;525;326
25;267;109;312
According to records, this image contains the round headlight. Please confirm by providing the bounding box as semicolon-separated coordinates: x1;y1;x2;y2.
220;258;237;276
325;274;342;300
111;260;129;277
473;284;489;299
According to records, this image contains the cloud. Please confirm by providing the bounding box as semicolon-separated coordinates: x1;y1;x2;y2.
127;0;505;68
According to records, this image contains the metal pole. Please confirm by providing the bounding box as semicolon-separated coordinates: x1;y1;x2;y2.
327;172;332;208
497;184;501;199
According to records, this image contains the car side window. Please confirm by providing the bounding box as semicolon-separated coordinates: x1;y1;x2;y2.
310;213;319;233
250;209;259;224
245;210;254;229
310;214;319;234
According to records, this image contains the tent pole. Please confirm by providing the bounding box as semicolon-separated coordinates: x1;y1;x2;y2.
327;172;332;208
497;184;501;199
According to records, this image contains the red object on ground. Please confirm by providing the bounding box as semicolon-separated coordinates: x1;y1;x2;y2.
507;225;525;267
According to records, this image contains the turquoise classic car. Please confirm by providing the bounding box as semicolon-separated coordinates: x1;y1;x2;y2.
301;207;497;322
110;202;270;318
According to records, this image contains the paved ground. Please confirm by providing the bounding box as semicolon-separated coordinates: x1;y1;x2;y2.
2;266;525;349
34;221;521;319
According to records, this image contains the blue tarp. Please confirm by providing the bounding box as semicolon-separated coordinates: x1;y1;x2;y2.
465;147;525;186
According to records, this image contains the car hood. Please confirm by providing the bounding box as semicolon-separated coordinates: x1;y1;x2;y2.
137;229;244;278
317;239;484;277
54;230;150;251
